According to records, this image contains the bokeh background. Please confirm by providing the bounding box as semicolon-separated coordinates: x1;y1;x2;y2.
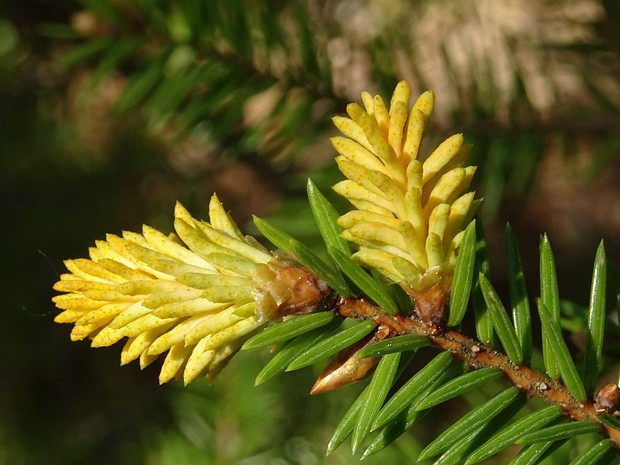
1;1;620;464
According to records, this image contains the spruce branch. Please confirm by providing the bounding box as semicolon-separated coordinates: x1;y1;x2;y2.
51;80;620;462
333;293;620;449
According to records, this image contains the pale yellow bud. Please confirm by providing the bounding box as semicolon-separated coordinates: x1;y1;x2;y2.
52;196;296;384
331;82;480;323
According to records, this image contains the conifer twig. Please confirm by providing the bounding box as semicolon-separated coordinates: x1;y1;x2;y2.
336;295;620;449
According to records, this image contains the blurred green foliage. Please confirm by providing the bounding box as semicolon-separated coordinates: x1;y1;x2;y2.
1;0;620;463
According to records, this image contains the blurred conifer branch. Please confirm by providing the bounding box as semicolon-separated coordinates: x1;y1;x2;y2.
45;0;620;219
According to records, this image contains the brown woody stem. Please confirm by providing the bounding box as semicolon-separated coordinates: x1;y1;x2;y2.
335;296;620;449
